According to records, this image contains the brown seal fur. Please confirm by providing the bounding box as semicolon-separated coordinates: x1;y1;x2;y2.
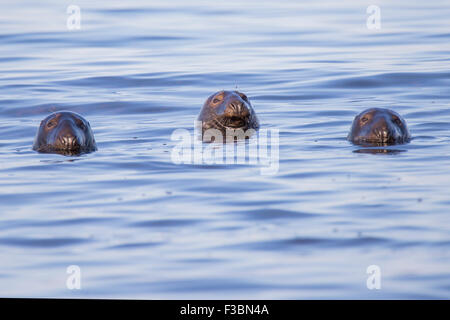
348;108;410;145
33;111;97;155
197;90;259;135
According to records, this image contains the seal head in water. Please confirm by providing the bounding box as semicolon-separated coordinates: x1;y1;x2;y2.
197;90;259;134
348;108;410;145
33;111;97;155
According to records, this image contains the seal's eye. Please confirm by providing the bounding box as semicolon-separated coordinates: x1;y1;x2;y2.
46;119;57;128
392;117;402;126
361;116;369;124
212;95;223;104
239;93;248;102
76;119;86;130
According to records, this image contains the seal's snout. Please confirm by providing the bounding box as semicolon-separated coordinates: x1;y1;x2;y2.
372;116;399;142
224;100;250;118
374;128;392;142
223;99;251;128
373;117;390;138
59;134;79;149
54;119;83;150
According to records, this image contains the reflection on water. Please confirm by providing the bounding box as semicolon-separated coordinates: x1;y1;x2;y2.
35;149;92;157
352;148;407;155
0;0;449;299
39;158;82;164
351;141;410;154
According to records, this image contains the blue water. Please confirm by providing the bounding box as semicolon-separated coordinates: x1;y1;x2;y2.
0;0;450;299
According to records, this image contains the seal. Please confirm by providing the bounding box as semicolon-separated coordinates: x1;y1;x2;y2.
348;108;411;145
33;111;97;155
197;90;259;137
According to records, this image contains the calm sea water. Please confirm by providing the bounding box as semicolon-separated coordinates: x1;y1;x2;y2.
0;0;449;299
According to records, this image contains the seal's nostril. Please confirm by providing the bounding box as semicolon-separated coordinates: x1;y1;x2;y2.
60;135;78;148
228;102;249;117
235;104;243;115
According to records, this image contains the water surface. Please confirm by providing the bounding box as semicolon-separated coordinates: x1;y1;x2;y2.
0;0;449;299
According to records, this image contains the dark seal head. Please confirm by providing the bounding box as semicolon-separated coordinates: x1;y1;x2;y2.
348;108;410;145
197;90;259;134
33;111;97;155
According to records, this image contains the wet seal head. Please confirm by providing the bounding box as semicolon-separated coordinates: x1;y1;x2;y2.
197;90;259;141
348;108;411;146
33;111;97;155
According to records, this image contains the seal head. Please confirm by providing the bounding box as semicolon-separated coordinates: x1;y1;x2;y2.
197;90;259;133
348;108;410;145
33;111;97;155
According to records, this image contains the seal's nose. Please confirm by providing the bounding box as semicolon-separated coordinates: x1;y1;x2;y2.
373;117;394;141
57;120;81;149
224;100;250;118
60;135;78;148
